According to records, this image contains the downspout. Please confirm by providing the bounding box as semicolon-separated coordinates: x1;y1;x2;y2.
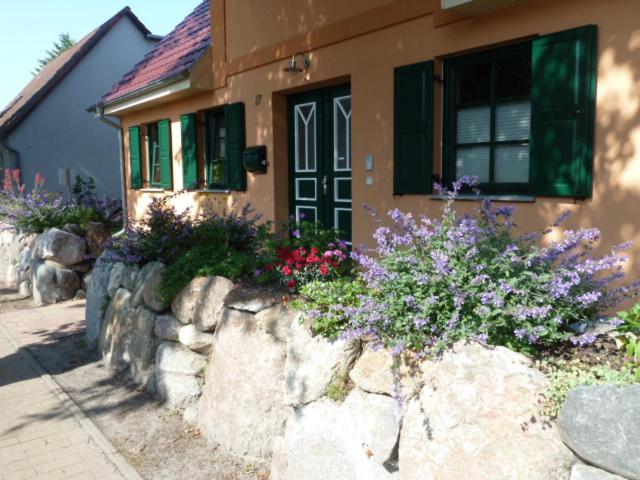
0;129;20;171
94;105;128;229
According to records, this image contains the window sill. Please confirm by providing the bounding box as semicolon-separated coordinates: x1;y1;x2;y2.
139;188;166;193
194;188;232;194
429;194;536;202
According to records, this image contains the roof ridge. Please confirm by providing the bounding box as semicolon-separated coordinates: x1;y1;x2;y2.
0;7;160;132
101;0;211;106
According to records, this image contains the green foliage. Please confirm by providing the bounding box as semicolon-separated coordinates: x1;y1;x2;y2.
326;370;352;403
159;244;260;308
294;279;367;339
616;303;640;335
14;202;104;233
539;361;638;419
32;33;76;75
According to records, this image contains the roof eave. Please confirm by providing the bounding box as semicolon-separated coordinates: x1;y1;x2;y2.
102;73;192;115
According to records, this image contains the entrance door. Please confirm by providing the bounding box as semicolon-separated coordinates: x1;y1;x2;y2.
289;84;352;242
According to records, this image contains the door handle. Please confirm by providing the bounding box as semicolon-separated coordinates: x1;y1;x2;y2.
322;175;328;195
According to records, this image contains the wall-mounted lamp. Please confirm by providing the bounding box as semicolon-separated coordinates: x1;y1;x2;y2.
283;53;310;74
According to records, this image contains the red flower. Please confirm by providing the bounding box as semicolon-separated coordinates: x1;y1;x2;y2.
310;247;320;256
319;264;330;276
282;266;293;276
295;262;304;270
287;279;297;288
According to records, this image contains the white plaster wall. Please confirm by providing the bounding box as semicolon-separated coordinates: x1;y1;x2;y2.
7;17;158;198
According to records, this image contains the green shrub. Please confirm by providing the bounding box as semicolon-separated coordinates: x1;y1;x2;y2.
539;361;638;419
294;279;367;339
159;244;260;307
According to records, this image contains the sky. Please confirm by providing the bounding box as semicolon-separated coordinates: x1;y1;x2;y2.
0;0;202;108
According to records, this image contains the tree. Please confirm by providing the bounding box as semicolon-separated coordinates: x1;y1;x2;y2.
32;33;76;76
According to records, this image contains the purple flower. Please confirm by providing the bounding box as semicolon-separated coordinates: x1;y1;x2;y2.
292;229;301;238
570;332;598;346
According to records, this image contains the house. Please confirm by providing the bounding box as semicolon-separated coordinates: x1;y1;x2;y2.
0;8;160;199
99;0;640;279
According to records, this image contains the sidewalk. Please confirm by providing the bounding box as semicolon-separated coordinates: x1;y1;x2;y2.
0;302;141;480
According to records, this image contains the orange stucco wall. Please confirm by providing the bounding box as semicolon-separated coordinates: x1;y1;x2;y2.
120;0;640;283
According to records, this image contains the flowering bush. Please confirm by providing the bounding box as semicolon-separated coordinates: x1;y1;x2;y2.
258;219;352;290
0;170;120;233
333;177;639;356
106;194;266;266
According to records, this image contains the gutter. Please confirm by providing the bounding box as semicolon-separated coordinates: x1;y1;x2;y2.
91;105;128;228
0;129;20;171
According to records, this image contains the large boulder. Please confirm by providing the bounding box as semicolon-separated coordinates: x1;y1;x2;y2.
99;288;133;371
223;286;282;313
399;343;574;480
171;276;235;331
131;261;166;312
154;314;182;341
285;317;360;405
107;262;140;298
85;221;111;258
1;230;36;287
155;341;207;406
31;260;80;305
85;254;115;347
99;288;156;384
35;228;86;266
198;305;297;459
570;465;627;480
559;385;640;480
272;390;402;480
178;324;215;353
350;347;425;397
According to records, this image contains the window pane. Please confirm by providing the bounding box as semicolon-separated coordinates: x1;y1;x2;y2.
495;53;531;99
335;97;351;171
458;62;491;104
456;106;491;144
295;104;316;171
456;146;490;183
495;144;529;183
307;110;316;171
496;101;531;141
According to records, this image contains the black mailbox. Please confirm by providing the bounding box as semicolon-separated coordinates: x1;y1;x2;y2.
242;146;268;174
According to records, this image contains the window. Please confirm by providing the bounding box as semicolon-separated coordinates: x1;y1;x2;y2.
437;25;597;198
202;103;246;191
147;122;161;187
444;42;532;193
204;108;227;188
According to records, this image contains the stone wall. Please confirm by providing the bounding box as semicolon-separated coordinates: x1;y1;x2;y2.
91;261;639;480
0;223;109;304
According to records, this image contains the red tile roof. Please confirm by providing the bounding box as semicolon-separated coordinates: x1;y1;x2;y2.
102;1;211;105
0;8;157;133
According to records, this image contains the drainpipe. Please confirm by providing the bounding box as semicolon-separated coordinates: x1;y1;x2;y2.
93;105;128;229
0;129;20;172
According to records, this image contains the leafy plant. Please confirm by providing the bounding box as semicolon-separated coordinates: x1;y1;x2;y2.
539;361;638;419
0;170;121;233
326;370;353;403
294;279;367;339
159;244;260;307
334;177;639;356
32;32;76;75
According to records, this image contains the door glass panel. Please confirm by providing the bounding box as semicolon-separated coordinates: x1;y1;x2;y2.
456;146;490;182
494;145;529;183
456;106;491;144
495;101;531;141
296;206;317;223
295;103;316;172
334;96;351;171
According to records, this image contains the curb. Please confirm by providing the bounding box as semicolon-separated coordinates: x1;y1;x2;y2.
0;319;144;480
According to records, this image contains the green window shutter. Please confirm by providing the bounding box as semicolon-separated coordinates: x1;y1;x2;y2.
158;119;173;190
394;60;434;194
530;25;597;197
128;126;142;189
225;102;247;191
181;114;198;190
